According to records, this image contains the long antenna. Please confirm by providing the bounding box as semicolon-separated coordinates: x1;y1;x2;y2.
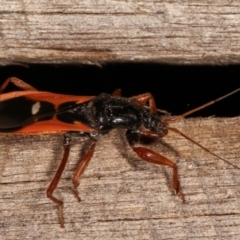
164;88;240;169
165;88;240;122
168;127;240;169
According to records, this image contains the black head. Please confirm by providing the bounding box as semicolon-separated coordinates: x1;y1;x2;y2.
143;111;168;136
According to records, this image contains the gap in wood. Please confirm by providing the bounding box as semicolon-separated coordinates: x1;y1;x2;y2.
0;63;239;117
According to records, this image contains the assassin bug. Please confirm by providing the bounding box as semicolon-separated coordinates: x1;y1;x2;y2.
0;77;239;228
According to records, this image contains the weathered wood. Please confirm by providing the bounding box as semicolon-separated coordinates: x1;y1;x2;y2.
0;117;240;239
1;1;240;65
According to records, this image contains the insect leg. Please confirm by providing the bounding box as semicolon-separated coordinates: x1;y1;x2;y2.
0;77;38;93
112;90;168;114
46;134;72;228
112;90;157;113
72;139;96;202
130;93;157;113
111;89;122;96
126;130;185;202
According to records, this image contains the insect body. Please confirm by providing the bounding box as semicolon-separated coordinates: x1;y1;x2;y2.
0;77;239;228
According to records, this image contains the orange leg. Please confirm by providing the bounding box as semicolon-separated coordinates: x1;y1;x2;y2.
130;93;157;113
111;89;122;96
0;77;38;93
72;139;96;202
132;146;185;202
46;135;72;228
126;130;185;202
137;130;167;139
111;90;157;113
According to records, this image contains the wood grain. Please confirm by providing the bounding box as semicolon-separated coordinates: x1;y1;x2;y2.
0;117;240;239
1;1;240;65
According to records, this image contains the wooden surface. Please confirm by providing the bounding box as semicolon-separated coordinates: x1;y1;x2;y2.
1;1;240;65
0;117;240;239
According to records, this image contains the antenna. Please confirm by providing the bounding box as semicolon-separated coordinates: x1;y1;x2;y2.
165;88;240;122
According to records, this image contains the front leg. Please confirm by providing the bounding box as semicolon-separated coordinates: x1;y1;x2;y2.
126;130;185;202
